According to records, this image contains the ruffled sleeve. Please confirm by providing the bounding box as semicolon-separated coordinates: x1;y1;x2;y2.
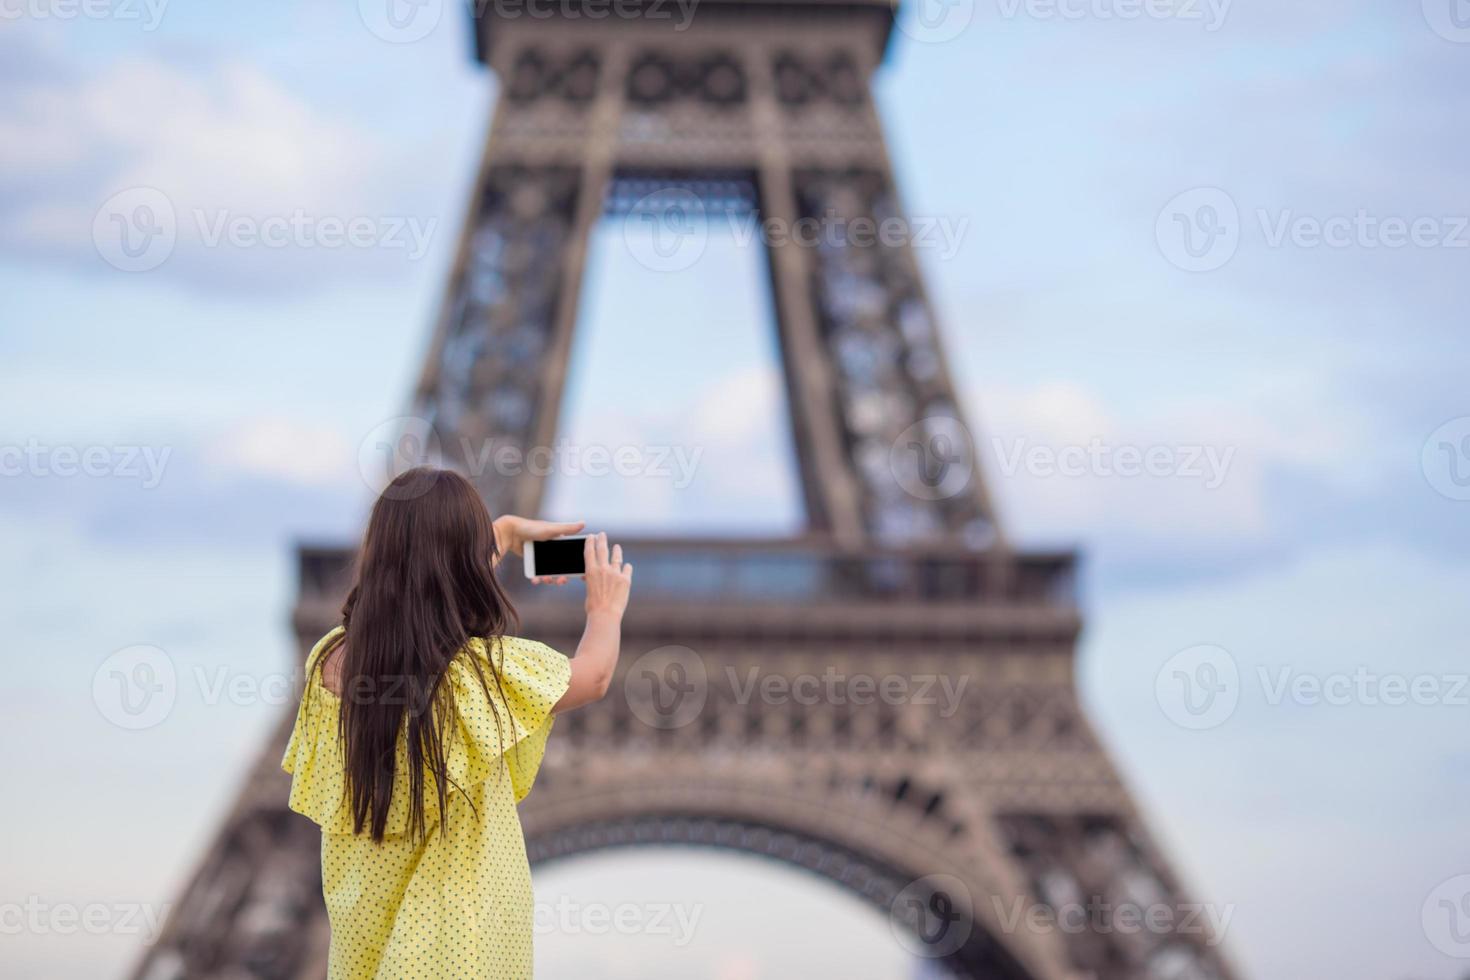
282;627;341;776
447;636;572;803
282;632;571;837
281;628;356;831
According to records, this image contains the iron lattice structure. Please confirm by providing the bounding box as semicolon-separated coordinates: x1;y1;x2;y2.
132;4;1239;979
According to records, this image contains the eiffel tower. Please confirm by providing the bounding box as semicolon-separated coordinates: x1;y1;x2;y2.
131;3;1239;978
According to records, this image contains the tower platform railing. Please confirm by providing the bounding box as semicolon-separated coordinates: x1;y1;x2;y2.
296;537;1076;607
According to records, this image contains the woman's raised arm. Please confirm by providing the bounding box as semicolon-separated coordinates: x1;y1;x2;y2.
554;532;632;714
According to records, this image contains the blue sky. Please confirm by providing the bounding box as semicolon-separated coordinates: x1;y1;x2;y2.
2;2;1468;978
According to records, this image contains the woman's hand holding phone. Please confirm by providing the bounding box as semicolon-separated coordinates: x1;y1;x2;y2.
491;517;633;712
554;532;632;714
583;532;632;620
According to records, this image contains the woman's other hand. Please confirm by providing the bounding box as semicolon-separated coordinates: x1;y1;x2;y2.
583;532;632;620
493;515;585;564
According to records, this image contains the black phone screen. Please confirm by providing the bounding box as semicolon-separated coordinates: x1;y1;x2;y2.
533;537;586;576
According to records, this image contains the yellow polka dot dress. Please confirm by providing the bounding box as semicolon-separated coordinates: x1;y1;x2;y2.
282;627;571;979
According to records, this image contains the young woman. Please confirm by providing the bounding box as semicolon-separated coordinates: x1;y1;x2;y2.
282;466;632;979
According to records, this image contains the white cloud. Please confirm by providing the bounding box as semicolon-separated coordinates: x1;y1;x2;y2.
1081;541;1470;980
974;380;1267;544
204;416;356;488
543;363;801;531
3;54;367;199
970;362;1396;553
691;365;783;445
0;44;434;290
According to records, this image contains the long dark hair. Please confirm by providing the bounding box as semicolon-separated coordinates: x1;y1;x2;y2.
314;467;517;842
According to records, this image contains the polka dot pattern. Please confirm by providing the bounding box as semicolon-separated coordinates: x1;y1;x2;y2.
282;627;572;979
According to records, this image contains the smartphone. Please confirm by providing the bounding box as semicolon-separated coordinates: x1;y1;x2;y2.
523;535;588;579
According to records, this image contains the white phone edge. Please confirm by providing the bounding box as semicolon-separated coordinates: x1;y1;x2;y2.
523;535;589;580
